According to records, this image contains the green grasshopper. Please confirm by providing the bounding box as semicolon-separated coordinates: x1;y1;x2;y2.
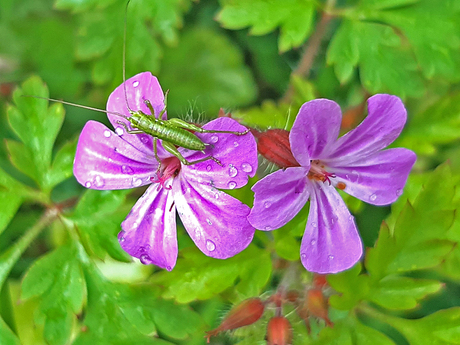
28;0;250;175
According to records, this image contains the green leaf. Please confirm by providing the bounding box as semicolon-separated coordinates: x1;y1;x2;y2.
383;308;460;345
0;316;20;345
327;20;424;98
153;244;271;303
369;276;443;310
21;242;85;345
7;76;65;191
0;167;26;236
47;139;78;190
69;189;131;262
217;0;316;52
366;164;457;278
159;27;257;116
315;314;394;345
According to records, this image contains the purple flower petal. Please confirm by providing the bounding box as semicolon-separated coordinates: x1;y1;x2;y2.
248;168;310;231
119;184;177;270
300;183;362;274
73;121;157;190
324;94;407;162
329;148;417;205
107;72;166;157
290;99;342;166
172;173;255;259
181;117;258;190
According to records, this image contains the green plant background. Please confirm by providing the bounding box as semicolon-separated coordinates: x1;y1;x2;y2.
1;0;460;344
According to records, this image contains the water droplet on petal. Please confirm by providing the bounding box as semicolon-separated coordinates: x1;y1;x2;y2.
115;127;124;136
396;188;403;196
85;181;92;188
350;170;360;183
121;165;134;174
132;222;138;229
348;215;354;222
328;255;334;260
214;193;219;199
140;254;151;265
206;218;212;225
94;175;105;187
206;240;216;252
241;163;253;173
206;165;212;172
140;135;148;144
310;239;316;246
311;222;317;228
103;130;111;138
369;193;377;202
132;80;140;88
228;181;237;189
119;236;125;243
264;202;271;208
233;141;239;147
228;165;238;177
301;253;307;260
265;226;272;230
132;177;142;187
210;135;218;144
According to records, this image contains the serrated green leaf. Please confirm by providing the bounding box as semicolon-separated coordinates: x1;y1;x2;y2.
0;316;20;345
7;76;65;191
159;27;257;116
153;244;271;303
69;189;131;262
21;242;85;345
0;190;23;237
370;276;443;310
5;140;39;184
47;139;78;190
217;0;316;52
383;307;460;345
327;20;424;98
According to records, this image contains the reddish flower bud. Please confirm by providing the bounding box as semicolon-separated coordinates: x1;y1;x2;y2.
306;289;333;327
256;129;300;168
206;298;265;342
312;274;328;289
266;316;292;345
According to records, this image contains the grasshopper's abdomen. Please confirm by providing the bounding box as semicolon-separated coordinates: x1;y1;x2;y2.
129;112;206;151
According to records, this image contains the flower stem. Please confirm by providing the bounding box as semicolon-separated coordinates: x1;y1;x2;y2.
281;0;336;103
0;208;58;288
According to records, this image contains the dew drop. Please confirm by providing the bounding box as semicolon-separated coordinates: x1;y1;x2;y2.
241;163;253;173
369;193;377;202
132;80;140;88
119;236;125;243
301;253;307;260
206;240;216;252
228;165;238;177
94;175;105;187
233;141;239;147
132;222;138;229
350;170;360;183
396;188;403;196
265;226;272;230
140;135;149;144
85;181;92;188
115;127;124;136
206;218;212;225
264;201;271;208
121;165;134;174
328;255;334;260
214;193;219;199
228;181;237;189
206;165;212;172
311;222;317;228
210;135;219;144
103;130;111;138
140;254;151;265
132;177;142;187
348;215;354;222
310;239;317;246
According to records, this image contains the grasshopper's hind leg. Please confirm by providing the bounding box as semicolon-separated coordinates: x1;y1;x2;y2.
165;118;250;136
162;141;222;167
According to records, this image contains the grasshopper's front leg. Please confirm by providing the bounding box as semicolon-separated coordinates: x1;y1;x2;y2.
166;118;250;136
162;141;223;166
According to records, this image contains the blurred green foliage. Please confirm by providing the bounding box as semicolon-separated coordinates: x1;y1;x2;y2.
1;0;460;344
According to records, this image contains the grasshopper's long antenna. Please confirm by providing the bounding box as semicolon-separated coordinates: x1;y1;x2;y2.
22;95;128;119
284;107;293;130
122;0;134;114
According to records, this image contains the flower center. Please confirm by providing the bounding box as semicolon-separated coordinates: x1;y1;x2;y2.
150;156;181;190
307;160;336;185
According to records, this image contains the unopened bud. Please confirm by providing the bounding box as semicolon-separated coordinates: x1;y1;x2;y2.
306;289;333;326
206;298;265;342
256;129;299;168
266;316;292;345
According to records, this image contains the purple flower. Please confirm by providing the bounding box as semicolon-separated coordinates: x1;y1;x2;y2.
73;72;258;270
248;95;416;274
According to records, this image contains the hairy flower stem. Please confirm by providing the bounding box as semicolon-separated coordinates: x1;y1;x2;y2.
0;208;59;288
281;0;336;103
